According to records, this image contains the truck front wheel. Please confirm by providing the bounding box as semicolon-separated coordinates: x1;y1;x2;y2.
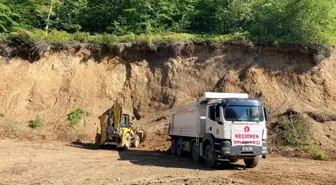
204;145;216;168
244;156;259;168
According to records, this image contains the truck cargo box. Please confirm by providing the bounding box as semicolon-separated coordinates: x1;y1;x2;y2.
168;102;206;138
168;92;249;138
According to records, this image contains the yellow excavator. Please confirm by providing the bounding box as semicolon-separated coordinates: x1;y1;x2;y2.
95;100;144;150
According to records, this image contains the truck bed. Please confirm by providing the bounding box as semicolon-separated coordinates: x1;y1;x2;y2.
168;102;206;138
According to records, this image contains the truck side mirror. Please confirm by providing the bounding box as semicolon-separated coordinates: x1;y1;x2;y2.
264;107;269;121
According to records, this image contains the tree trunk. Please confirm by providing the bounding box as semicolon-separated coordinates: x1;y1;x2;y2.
45;0;53;35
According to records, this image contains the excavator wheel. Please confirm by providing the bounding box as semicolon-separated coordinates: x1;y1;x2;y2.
131;134;140;148
123;132;131;150
95;133;101;145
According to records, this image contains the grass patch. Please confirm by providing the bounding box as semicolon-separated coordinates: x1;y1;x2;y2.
6;29;251;47
67;108;84;127
1;123;22;137
28;115;43;129
305;144;327;160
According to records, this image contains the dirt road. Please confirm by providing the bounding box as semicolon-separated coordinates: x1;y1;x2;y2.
0;140;335;185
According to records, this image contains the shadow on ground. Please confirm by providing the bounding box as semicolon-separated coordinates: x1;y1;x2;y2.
68;141;248;170
117;149;248;171
67;141;100;150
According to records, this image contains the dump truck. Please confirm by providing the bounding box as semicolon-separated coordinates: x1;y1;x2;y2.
168;92;268;168
95;100;144;150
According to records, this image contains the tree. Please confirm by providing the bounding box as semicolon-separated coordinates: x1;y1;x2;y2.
0;1;18;32
53;0;87;33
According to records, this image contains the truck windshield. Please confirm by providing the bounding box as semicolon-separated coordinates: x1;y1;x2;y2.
224;105;264;122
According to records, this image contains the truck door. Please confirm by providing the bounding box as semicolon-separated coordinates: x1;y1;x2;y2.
207;104;222;137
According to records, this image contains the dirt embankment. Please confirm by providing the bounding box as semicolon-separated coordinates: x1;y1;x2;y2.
0;43;335;157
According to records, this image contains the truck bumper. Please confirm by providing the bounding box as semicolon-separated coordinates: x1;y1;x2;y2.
220;140;267;158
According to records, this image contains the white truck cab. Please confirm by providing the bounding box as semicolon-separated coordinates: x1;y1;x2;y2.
168;92;268;168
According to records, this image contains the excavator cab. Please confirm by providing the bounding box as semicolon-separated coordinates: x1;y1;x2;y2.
95;100;144;150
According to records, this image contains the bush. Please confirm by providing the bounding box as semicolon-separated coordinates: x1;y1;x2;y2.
73;32;90;43
6;29;254;48
90;33;118;47
305;144;327;160
277;114;311;146
29;115;43;129
276;113;328;160
68;109;84;127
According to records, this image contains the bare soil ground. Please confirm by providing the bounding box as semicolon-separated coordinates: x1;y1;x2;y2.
0;140;335;185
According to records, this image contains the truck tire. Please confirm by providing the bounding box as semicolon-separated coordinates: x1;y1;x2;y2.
204;145;216;168
176;138;183;157
191;142;201;162
170;139;177;155
244;156;259;168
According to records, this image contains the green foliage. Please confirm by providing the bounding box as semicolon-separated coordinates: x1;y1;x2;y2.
6;29;250;47
277;113;327;160
29;115;43;129
277;114;311;146
53;0;87;33
0;1;19;32
73;32;90;43
305;144;327;160
1;0;336;45
68;108;84;126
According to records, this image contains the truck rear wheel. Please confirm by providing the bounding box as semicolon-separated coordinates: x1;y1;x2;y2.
170;139;177;155
204;145;216;168
191;142;201;162
176;138;183;157
244;156;259;168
